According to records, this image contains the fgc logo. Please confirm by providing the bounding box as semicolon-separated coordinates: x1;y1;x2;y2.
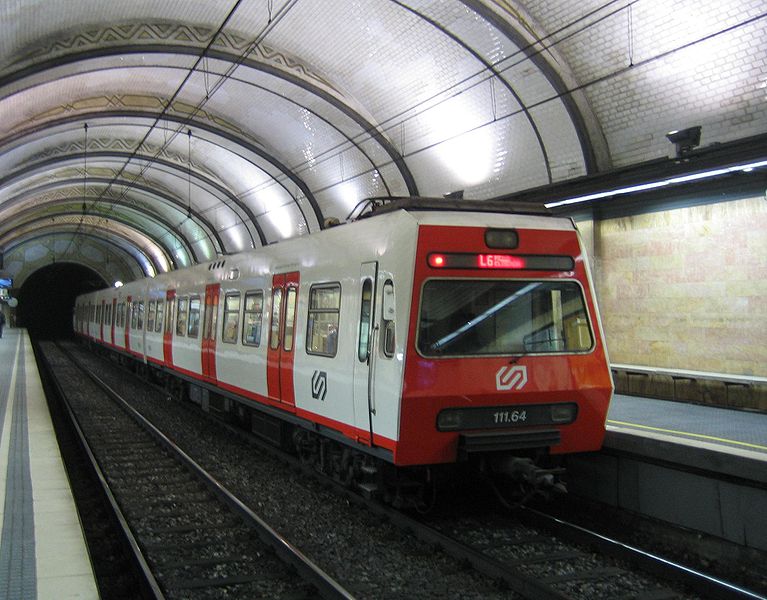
311;370;327;401
495;365;528;391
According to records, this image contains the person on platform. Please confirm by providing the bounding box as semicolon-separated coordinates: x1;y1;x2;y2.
0;311;5;338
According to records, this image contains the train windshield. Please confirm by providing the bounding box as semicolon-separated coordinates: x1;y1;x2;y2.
417;279;593;357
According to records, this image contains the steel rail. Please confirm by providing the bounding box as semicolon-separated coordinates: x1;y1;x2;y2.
37;342;166;599
61;344;356;600
521;506;766;600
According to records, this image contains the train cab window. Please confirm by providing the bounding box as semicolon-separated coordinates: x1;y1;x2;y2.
147;301;156;332
306;283;341;357
269;288;283;350
155;301;164;333
417;280;593;357
358;279;373;362
243;291;263;346
382;280;396;358
222;293;241;344
176;297;188;336
283;287;298;352
188;296;201;338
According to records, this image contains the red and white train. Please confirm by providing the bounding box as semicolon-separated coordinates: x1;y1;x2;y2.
74;198;613;501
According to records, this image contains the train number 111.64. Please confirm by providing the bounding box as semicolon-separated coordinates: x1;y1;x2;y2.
493;410;527;424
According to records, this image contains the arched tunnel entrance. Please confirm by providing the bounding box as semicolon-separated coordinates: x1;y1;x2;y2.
16;263;106;339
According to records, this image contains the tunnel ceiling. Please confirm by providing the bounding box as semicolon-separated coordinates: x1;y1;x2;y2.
1;1;764;287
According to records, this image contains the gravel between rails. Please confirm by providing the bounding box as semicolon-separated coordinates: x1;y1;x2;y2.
65;343;519;600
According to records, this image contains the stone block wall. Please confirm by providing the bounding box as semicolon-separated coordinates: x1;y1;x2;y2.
589;194;766;377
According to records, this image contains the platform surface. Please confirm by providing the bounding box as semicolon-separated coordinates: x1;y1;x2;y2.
607;393;767;460
0;328;98;600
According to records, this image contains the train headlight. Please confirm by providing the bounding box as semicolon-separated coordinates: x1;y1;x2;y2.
436;410;462;431
550;403;578;424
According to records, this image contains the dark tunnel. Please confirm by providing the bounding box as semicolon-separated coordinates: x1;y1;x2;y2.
16;263;106;340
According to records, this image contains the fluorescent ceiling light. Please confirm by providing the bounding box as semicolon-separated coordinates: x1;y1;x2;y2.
545;160;767;209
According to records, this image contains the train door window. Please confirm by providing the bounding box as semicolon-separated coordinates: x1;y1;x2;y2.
117;303;124;328
269;288;283;350
176;297;188;336
283;287;298;352
137;301;145;330
165;298;174;334
358;279;373;362
382;280;395;358
131;302;138;330
155;300;164;333
306;283;341;357
147;301;156;332
188;296;201;338
203;293;217;341
243;291;263;346
222;293;240;344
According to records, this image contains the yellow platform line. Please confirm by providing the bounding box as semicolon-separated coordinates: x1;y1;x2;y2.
607;419;767;452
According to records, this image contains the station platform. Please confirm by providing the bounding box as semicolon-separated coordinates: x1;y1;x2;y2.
606;392;767;478
569;392;767;553
0;328;98;600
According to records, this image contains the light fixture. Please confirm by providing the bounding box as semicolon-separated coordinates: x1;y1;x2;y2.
114;281;123;288
666;126;701;158
544;159;767;209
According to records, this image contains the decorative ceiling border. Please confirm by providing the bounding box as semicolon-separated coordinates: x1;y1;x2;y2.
11;22;338;93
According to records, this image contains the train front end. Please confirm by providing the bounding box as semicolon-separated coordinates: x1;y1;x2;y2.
396;213;613;473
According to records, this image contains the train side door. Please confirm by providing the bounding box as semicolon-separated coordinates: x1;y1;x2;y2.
125;295;132;351
201;283;220;382
266;271;299;406
99;300;105;341
110;298;116;345
163;289;175;367
352;262;378;445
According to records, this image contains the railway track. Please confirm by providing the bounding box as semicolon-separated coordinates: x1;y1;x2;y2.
49;340;767;600
38;341;352;600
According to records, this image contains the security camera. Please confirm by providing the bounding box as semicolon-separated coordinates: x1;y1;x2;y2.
666;126;701;157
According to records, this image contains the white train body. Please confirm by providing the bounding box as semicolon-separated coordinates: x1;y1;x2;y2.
75;206;613;468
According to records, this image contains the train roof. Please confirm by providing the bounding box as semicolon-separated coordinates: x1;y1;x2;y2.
352;196;550;220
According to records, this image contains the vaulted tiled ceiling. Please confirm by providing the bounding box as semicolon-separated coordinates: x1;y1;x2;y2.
1;0;764;287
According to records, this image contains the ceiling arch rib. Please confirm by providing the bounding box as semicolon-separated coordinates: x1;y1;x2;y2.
0;177;226;262
0;198;195;270
0;112;316;246
1;220;165;277
0;149;266;253
0;51;416;223
4;232;145;289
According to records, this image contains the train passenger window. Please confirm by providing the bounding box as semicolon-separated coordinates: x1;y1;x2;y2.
222;293;241;344
188;296;201;338
137;301;144;330
147;301;156;331
155;301;164;333
243;291;263;346
176;297;188;336
358;279;373;362
283;287;297;352
306;283;341;357
382;280;395;358
269;288;283;350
